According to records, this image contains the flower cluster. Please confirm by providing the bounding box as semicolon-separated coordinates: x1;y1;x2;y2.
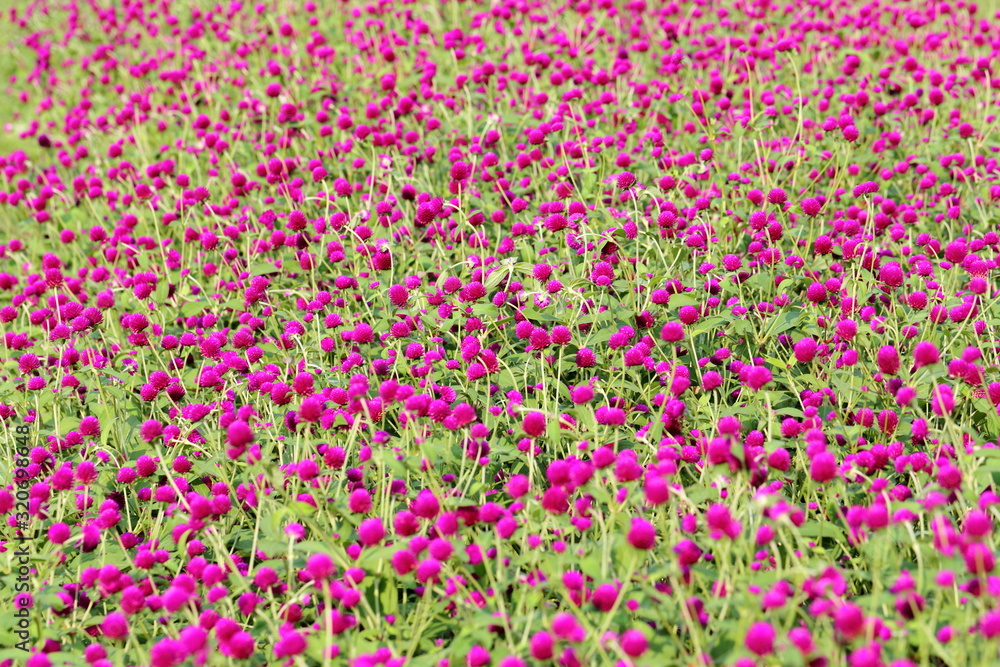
1;0;999;665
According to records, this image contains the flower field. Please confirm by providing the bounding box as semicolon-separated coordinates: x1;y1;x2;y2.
1;0;1000;665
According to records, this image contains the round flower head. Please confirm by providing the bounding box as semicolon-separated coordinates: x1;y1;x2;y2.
620;629;648;657
879;262;904;288
834;602;865;640
704;504;731;536
627;517;657;549
305;553;335;582
801;198;822;216
745;621;775;655
965;510;992;539
552;612;584;641
449;161;471;181
506;475;529;498
836;319;857;340
806;283;827;303
743;365;772;391
853;180;879;197
222;631;255;659
391;550;416;575
467;647;491;667
412;489;440;519
591;583;619;611
570;385;593;404
793;337;817;363
576;348;596;367
529;632;554;660
522;411;547;437
931;384;955;416
938;463;962;490
387;284;409;307
876;345;900;375
913;341;940;368
348;489;373;513
358;518;386;546
767;188;787;205
101;612;130;639
227;421;253;448
810;451;838;483
616;171;636;189
551;325;572;344
660;322;684;342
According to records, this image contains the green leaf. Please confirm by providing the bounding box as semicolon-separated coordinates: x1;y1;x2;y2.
763;308;803;338
668;293;700;310
249;261;279;276
798;520;846;542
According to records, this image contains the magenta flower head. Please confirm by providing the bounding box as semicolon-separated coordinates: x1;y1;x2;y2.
570;385;594;404
806;282;827;303
348;489;373;513
466;646;491;667
506;475;530;498
449;161;471;181
766;188;787;205
305;553;335;582
793;337;818;363
576;348;596;368
801;198;822;216
358;517;386;546
965;542;995;575
981;610;1000;638
879;262;904;288
149;639;183;667
660;322;684;342
227;421;253;448
627;517;657;550
745;621;775;655
853;181;879;197
965;510;992;540
876;345;900;375
938;463;962;490
620;629;648;657
701;371;723;391
221;631;255;659
411;489;440;519
591;583;619;611
552;612;585;641
810;451;838;483
529;632;554;660
742;365;772;391
788;627;816;654
836;319;857;341
101;612;130;639
551;325;572;344
834;602;865;640
388;284;409;307
913;341;940;368
522;411;547;438
616;171;636;189
140;420;163;443
706;503;741;539
931;384;955;416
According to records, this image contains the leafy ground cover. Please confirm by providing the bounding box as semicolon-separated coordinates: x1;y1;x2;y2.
1;0;1000;665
